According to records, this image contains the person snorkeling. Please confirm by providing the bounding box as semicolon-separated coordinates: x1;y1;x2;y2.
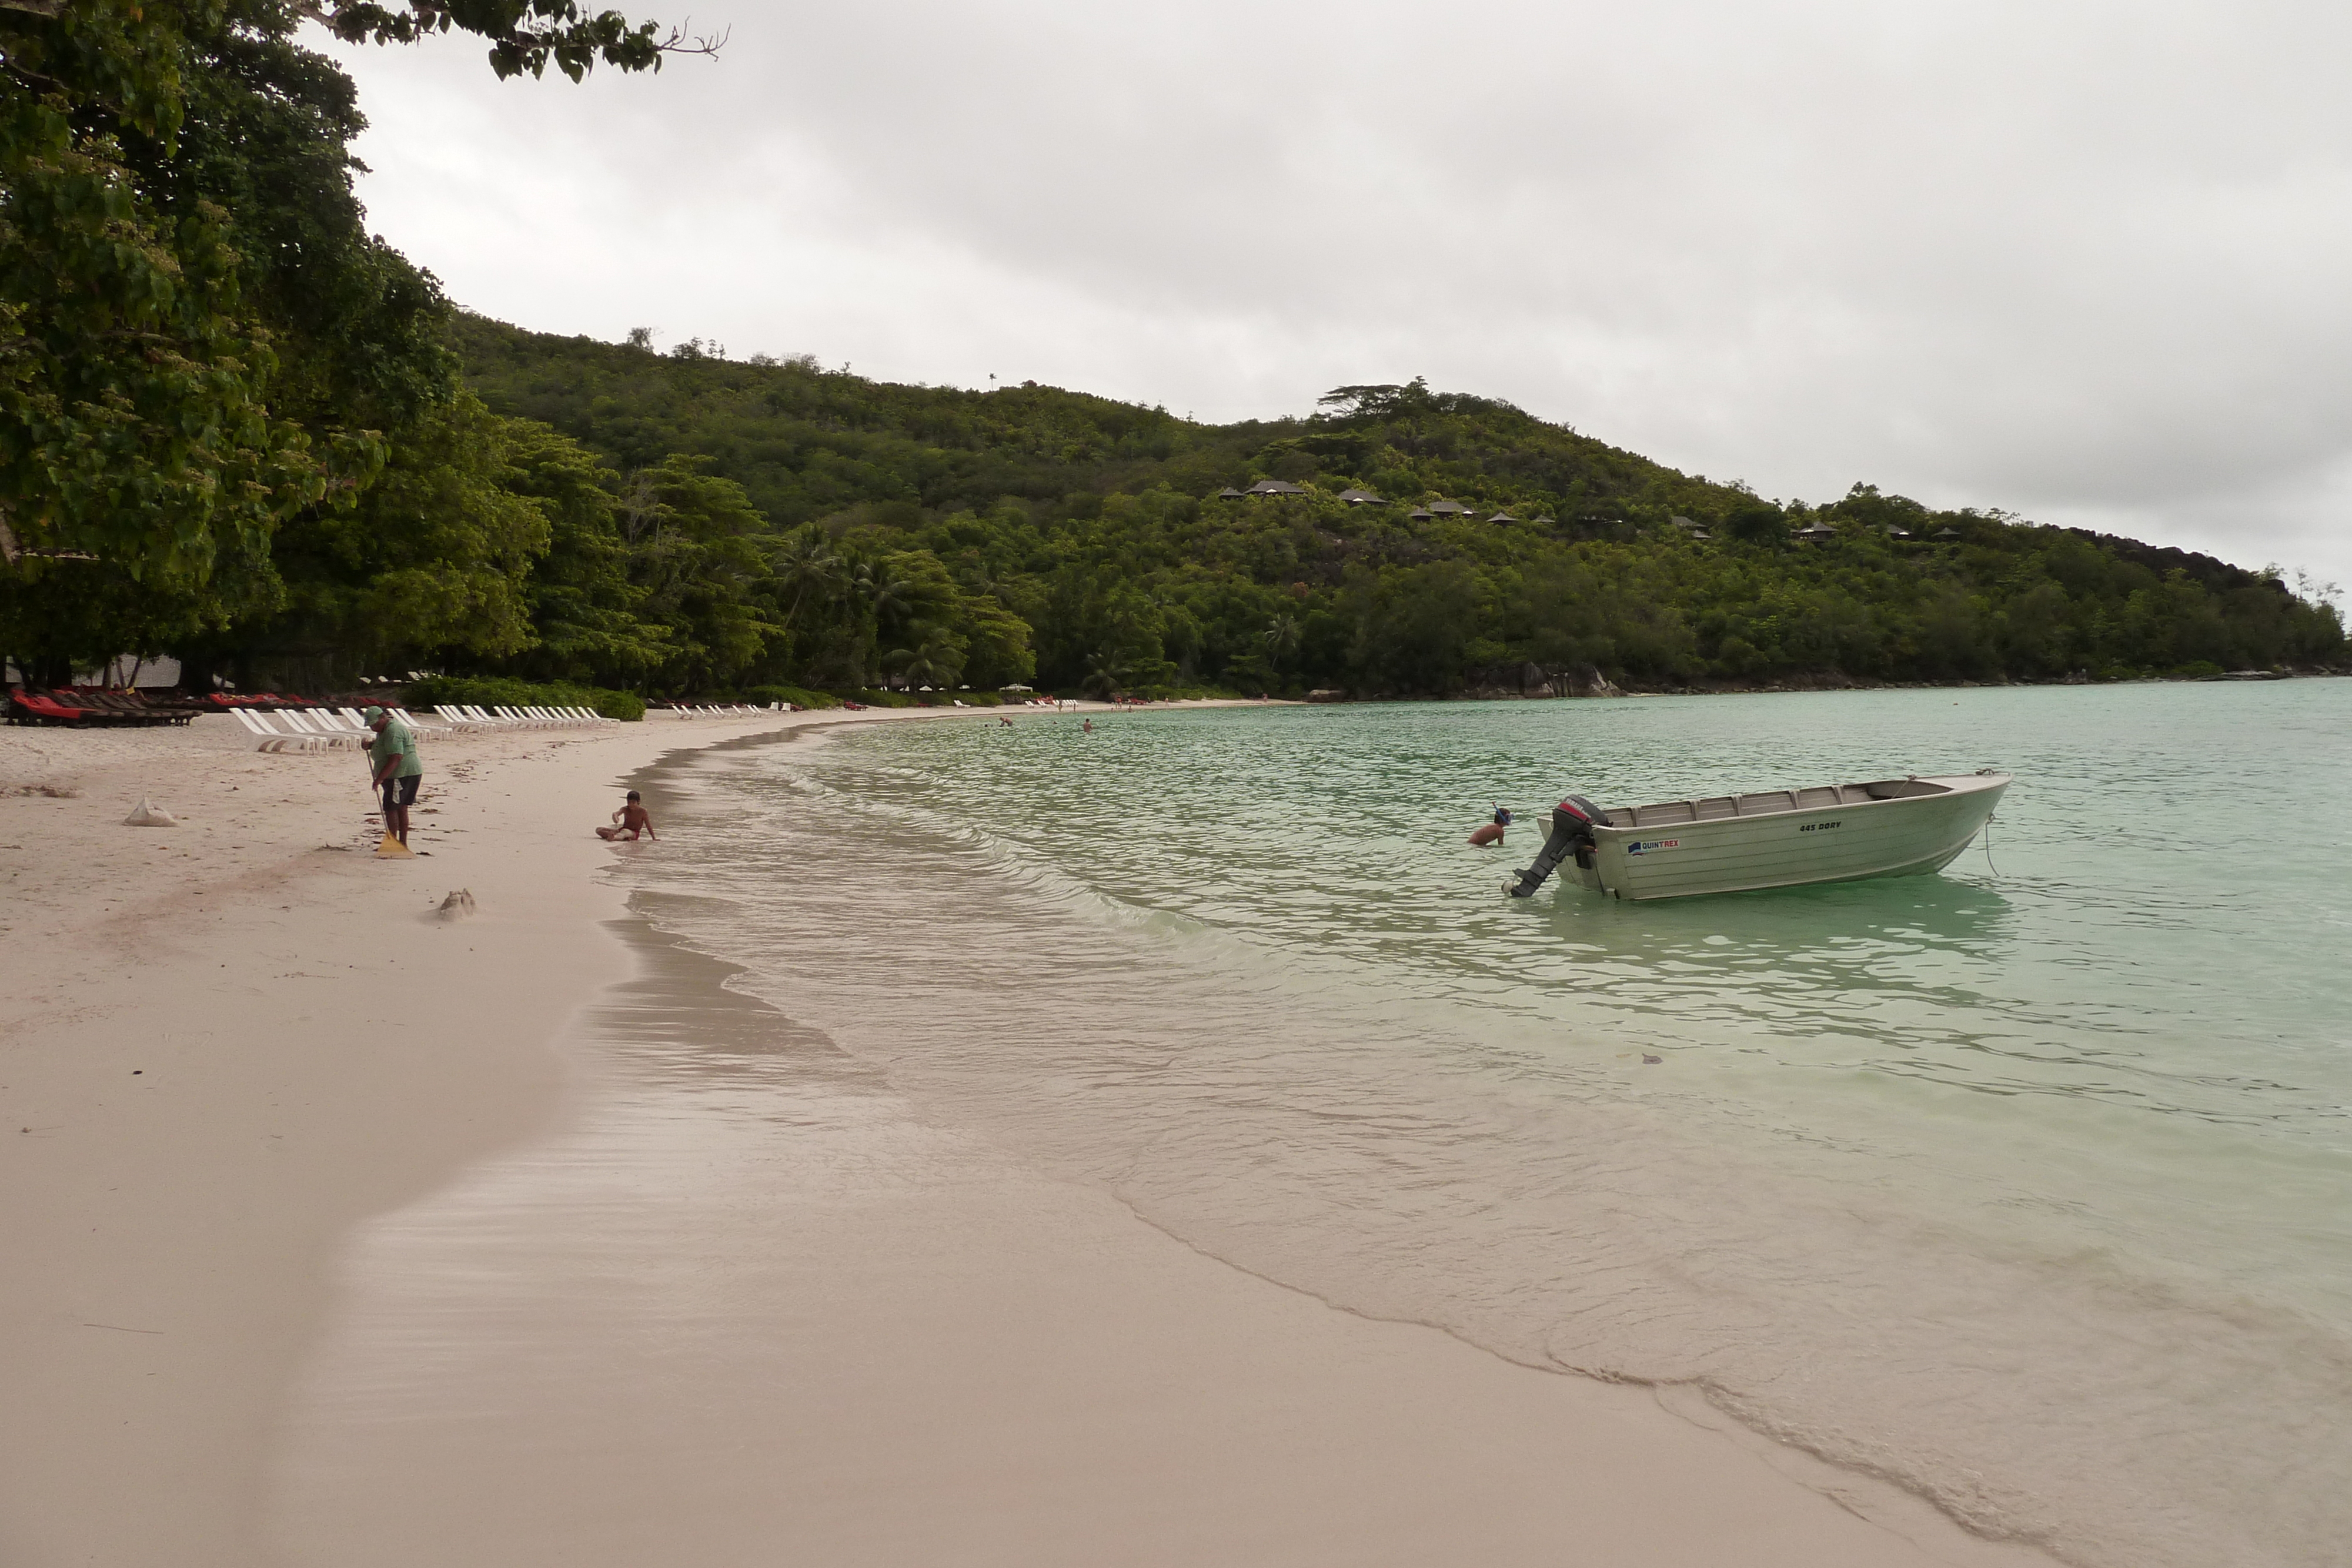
1467;805;1512;848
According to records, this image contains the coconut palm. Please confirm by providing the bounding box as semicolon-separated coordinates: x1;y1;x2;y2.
768;529;840;638
1263;613;1302;662
1081;648;1132;698
884;623;967;690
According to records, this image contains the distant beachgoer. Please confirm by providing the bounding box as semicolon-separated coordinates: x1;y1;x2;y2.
1082;717;1094;734
363;706;422;847
598;790;656;841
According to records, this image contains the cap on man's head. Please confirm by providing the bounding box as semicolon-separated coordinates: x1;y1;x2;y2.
361;706;386;723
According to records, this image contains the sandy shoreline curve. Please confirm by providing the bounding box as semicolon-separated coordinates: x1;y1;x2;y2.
4;704;2052;1567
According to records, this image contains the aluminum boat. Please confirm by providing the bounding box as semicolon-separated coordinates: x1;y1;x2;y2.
1506;771;2010;901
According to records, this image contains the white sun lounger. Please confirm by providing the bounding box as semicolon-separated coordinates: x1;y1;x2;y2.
357;710;428;739
230;708;320;752
410;706;486;733
381;706;454;735
275;710;360;748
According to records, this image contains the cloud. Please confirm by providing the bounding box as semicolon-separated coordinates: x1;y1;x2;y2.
331;0;2352;589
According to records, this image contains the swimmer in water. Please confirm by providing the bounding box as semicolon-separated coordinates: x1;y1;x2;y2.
1466;805;1512;848
1083;717;1094;733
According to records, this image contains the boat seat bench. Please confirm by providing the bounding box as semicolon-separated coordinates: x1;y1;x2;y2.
1618;777;1954;828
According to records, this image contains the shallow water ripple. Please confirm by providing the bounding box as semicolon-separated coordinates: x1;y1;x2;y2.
621;682;2352;1568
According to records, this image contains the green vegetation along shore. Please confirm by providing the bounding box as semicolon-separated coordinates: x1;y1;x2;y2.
4;0;2340;701
443;320;2347;700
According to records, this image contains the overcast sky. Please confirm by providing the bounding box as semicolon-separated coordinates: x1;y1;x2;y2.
330;1;2352;594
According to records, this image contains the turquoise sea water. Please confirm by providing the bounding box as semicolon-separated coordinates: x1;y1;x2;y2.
626;683;2352;1568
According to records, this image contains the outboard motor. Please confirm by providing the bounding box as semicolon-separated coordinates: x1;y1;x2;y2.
1506;794;1612;898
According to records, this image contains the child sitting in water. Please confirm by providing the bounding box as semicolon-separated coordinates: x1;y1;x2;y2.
597;790;657;841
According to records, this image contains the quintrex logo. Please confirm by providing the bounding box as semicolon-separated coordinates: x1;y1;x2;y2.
1626;839;1681;855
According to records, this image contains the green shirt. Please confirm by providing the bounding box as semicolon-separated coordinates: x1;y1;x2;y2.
369;718;422;778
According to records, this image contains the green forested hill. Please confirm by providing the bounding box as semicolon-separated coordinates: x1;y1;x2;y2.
444;314;2344;698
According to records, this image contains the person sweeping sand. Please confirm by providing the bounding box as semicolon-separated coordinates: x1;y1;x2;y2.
363;706;422;850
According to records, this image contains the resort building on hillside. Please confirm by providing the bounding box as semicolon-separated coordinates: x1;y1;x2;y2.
1246;479;1307;497
1337;488;1386;506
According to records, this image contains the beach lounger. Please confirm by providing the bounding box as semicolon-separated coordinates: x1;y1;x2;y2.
68;690;175;726
231;708;325;751
8;691;96;726
276;710;360;748
399;706;473;733
363;706;447;738
119;690;199;724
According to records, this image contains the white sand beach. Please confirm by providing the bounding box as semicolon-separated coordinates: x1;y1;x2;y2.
1;706;2050;1567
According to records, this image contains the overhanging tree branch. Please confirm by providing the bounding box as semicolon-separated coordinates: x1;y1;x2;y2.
292;0;724;79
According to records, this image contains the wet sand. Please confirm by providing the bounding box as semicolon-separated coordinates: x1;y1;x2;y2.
4;707;2044;1566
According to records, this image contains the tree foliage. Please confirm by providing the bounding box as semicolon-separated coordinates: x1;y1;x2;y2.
0;0;696;681
422;331;2342;697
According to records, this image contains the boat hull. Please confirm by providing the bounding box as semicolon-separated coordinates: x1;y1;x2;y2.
1576;774;2008;901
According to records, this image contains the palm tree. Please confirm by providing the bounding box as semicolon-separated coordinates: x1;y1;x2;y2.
768;530;840;638
1263;613;1302;664
884;623;965;690
1081;648;1132;698
853;561;914;630
837;560;916;684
